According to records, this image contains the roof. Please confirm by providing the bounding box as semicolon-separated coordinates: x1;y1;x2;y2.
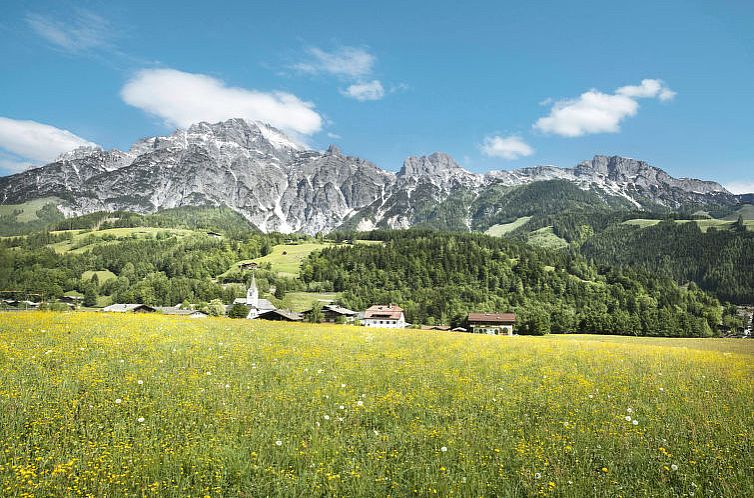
364;305;404;320
257;309;303;321
232;298;276;311
157;307;208;316
323;304;356;316
467;312;516;323
420;325;451;331
102;303;156;312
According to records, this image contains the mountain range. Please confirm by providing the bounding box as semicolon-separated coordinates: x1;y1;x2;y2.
0;118;745;234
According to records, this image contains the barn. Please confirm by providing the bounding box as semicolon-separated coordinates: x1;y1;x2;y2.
467;312;516;336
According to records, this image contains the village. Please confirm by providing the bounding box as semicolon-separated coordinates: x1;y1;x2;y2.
1;276;523;336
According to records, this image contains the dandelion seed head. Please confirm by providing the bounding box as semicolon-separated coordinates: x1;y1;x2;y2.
632;419;639;426
534;472;542;479
275;440;282;446
440;446;447;452
671;464;678;471
137;417;145;423
137;379;143;385
115;398;122;404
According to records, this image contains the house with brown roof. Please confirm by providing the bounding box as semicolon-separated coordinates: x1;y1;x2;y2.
362;304;406;328
467;312;516;336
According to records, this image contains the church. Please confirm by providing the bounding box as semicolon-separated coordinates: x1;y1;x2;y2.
232;275;277;319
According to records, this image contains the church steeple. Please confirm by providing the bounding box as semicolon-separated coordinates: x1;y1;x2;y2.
247;274;259;308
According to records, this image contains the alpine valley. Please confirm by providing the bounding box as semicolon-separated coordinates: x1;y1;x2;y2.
0;118;747;235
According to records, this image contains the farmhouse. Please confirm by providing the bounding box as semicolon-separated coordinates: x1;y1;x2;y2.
363;305;407;328
321;304;357;323
102;303;157;313
157;307;208;318
467;312;516;336
257;309;303;321
232;275;276;319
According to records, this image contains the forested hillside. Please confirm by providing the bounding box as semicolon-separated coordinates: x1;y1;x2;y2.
581;220;754;304
304;230;722;336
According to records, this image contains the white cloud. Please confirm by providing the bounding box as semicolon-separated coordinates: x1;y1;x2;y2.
481;135;535;160
341;80;385;101
294;46;375;79
617;79;676;101
0;117;97;167
121;68;323;135
26;10;112;53
724;180;754;195
534;79;675;137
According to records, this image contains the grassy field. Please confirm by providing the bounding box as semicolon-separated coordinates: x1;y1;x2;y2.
526;226;569;249
49;227;196;254
723;204;754;221
241;242;335;278
0;197;61;222
623;217;754;232
484;216;533;237
81;270;117;283
0;312;751;497
279;292;341;312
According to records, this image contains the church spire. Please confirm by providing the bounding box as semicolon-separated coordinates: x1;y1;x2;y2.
247;274;259;308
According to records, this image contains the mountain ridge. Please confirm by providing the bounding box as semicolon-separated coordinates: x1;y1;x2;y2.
0;118;742;234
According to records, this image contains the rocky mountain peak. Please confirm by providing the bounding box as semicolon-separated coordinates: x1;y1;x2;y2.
56;145;103;162
326;144;342;156
575;155;728;194
0;120;741;235
398;152;466;177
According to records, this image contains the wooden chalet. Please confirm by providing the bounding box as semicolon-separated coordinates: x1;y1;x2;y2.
467;312;516;336
257;309;303;322
320;304;357;323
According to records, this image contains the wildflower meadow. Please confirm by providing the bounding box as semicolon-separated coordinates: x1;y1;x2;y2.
0;312;752;496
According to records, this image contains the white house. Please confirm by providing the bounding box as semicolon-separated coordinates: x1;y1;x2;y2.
362;304;406;328
232;275;276;319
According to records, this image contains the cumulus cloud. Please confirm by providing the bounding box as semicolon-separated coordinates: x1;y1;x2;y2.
121;68;323;135
534;79;675;137
26;10;112;53
0;117;97;168
341;80;385;101
617;79;676;101
481;135;534;160
724;180;754;195
294;46;375;79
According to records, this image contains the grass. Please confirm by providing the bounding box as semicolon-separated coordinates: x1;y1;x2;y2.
622;218;662;228
0;197;61;222
526;226;568;249
243;242;335;278
723;204;754;221
623;218;754;232
0;312;751;497
49;227;196;254
279;292;341;312
81;270;117;283
484;216;533;237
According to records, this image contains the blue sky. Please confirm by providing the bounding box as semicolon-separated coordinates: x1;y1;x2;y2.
1;0;752;192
